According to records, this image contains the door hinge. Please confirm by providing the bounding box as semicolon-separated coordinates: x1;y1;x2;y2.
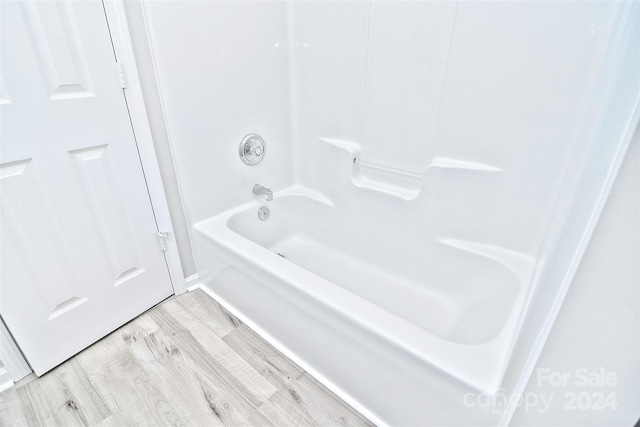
157;231;169;251
115;61;127;89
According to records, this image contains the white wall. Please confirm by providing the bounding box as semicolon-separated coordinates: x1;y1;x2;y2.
292;0;625;258
140;0;294;272
293;1;456;172
511;125;640;426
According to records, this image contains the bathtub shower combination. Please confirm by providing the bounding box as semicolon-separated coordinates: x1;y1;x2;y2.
198;182;534;394
143;0;640;425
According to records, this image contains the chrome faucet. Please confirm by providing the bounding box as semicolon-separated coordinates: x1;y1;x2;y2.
252;184;273;201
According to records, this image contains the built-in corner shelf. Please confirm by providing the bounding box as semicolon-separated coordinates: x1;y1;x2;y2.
318;137;503;200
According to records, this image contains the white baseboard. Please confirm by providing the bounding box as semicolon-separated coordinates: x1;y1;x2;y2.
0;366;14;393
0;319;31;382
184;274;202;292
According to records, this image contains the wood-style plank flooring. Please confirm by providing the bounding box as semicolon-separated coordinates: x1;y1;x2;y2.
0;290;374;427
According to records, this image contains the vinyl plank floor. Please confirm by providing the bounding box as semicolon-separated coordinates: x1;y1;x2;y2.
0;289;374;427
223;325;369;427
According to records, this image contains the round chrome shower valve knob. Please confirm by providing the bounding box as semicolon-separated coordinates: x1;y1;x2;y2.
239;133;266;165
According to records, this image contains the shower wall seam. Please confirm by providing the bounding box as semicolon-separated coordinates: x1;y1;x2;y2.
425;0;459;168
286;0;300;185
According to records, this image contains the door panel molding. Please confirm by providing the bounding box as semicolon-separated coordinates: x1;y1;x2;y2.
20;1;95;100
1;158;80;311
70;143;144;280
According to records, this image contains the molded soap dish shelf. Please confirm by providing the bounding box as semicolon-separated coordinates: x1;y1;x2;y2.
353;158;423;200
318;137;502;200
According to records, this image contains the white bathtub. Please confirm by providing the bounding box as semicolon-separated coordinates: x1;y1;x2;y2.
193;186;536;416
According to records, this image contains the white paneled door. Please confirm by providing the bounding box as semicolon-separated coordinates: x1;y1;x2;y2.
0;1;174;375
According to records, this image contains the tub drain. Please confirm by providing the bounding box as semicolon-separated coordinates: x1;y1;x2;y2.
257;206;270;221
